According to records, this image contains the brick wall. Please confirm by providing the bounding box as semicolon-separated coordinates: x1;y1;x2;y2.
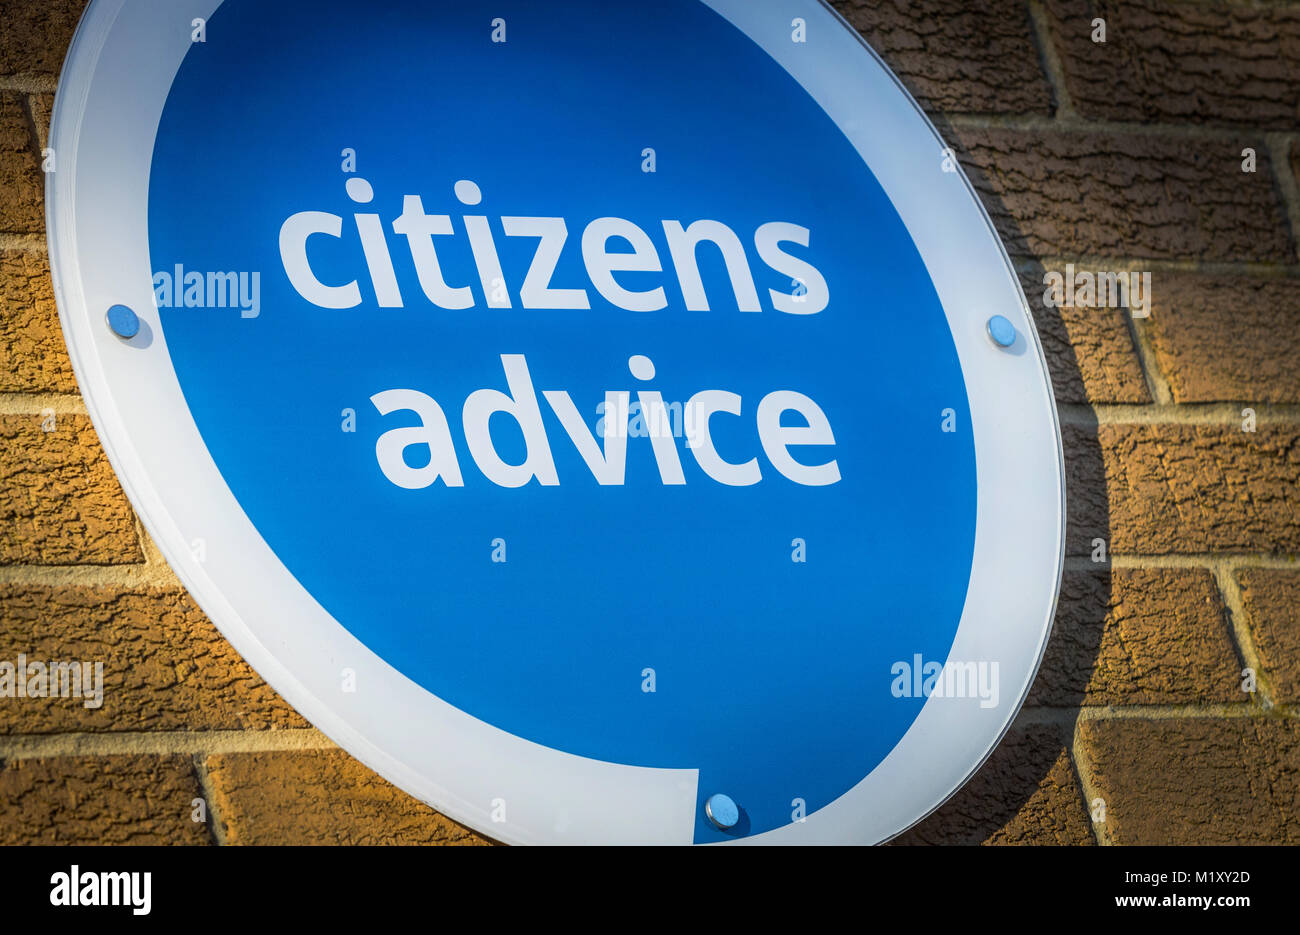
1;0;1297;845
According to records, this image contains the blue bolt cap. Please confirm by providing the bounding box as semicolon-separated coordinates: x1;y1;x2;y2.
106;304;140;339
705;793;740;830
986;314;1016;348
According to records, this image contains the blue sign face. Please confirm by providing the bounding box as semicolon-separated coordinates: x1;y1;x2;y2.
147;0;976;842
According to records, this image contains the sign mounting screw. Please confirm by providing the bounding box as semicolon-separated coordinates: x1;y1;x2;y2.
106;304;140;340
705;793;740;830
986;314;1016;348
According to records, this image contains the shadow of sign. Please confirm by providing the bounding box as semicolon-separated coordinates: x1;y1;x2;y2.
890;116;1112;845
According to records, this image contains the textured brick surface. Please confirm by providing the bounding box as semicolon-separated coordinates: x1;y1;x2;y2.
0;0;87;79
896;725;1093;845
206;751;492;845
953;127;1294;262
27;93;51;151
1021;270;1148;404
831;0;1052;115
0;414;142;564
0;586;307;732
1029;569;1241;707
1147;275;1300;404
0;91;43;233
1079;717;1300;844
1236;568;1300;704
0;249;76;392
1065;424;1300;555
0;754;209;844
1063;424;1109;556
1046;0;1300;130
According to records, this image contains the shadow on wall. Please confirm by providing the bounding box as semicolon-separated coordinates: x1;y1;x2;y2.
889;111;1111;846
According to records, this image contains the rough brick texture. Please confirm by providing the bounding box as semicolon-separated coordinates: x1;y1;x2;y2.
1065;424;1300;555
1;249;77;392
0;754;209;845
27;93;51;151
205;751;491;846
0;585;307;732
1080;717;1300;844
1046;0;1300;130
1028;569;1241;707
0;414;142;564
1236;569;1300;705
896;725;1093;844
1147;275;1300;404
832;0;1053;115
0;91;43;234
953;127;1294;262
1021;269;1148;404
0;0;87;79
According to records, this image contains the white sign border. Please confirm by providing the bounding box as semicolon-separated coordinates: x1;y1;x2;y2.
47;0;1065;845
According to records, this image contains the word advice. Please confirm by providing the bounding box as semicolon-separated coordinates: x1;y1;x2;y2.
279;178;829;313
371;354;840;489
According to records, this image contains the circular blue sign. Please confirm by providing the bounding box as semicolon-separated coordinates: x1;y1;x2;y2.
51;0;1064;844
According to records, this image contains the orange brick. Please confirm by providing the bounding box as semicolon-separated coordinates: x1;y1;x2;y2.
0;414;142;564
1236;568;1300;704
0;0;88;79
27;93;51;151
0;249;77;392
1065;424;1300;555
1148;275;1300;404
1045;0;1300;130
1079;717;1300;844
1029;568;1241;707
1021;270;1148;404
0;754;209;844
953;127;1293;262
0;585;307;732
833;0;1053;115
205;750;492;845
0;91;43;234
